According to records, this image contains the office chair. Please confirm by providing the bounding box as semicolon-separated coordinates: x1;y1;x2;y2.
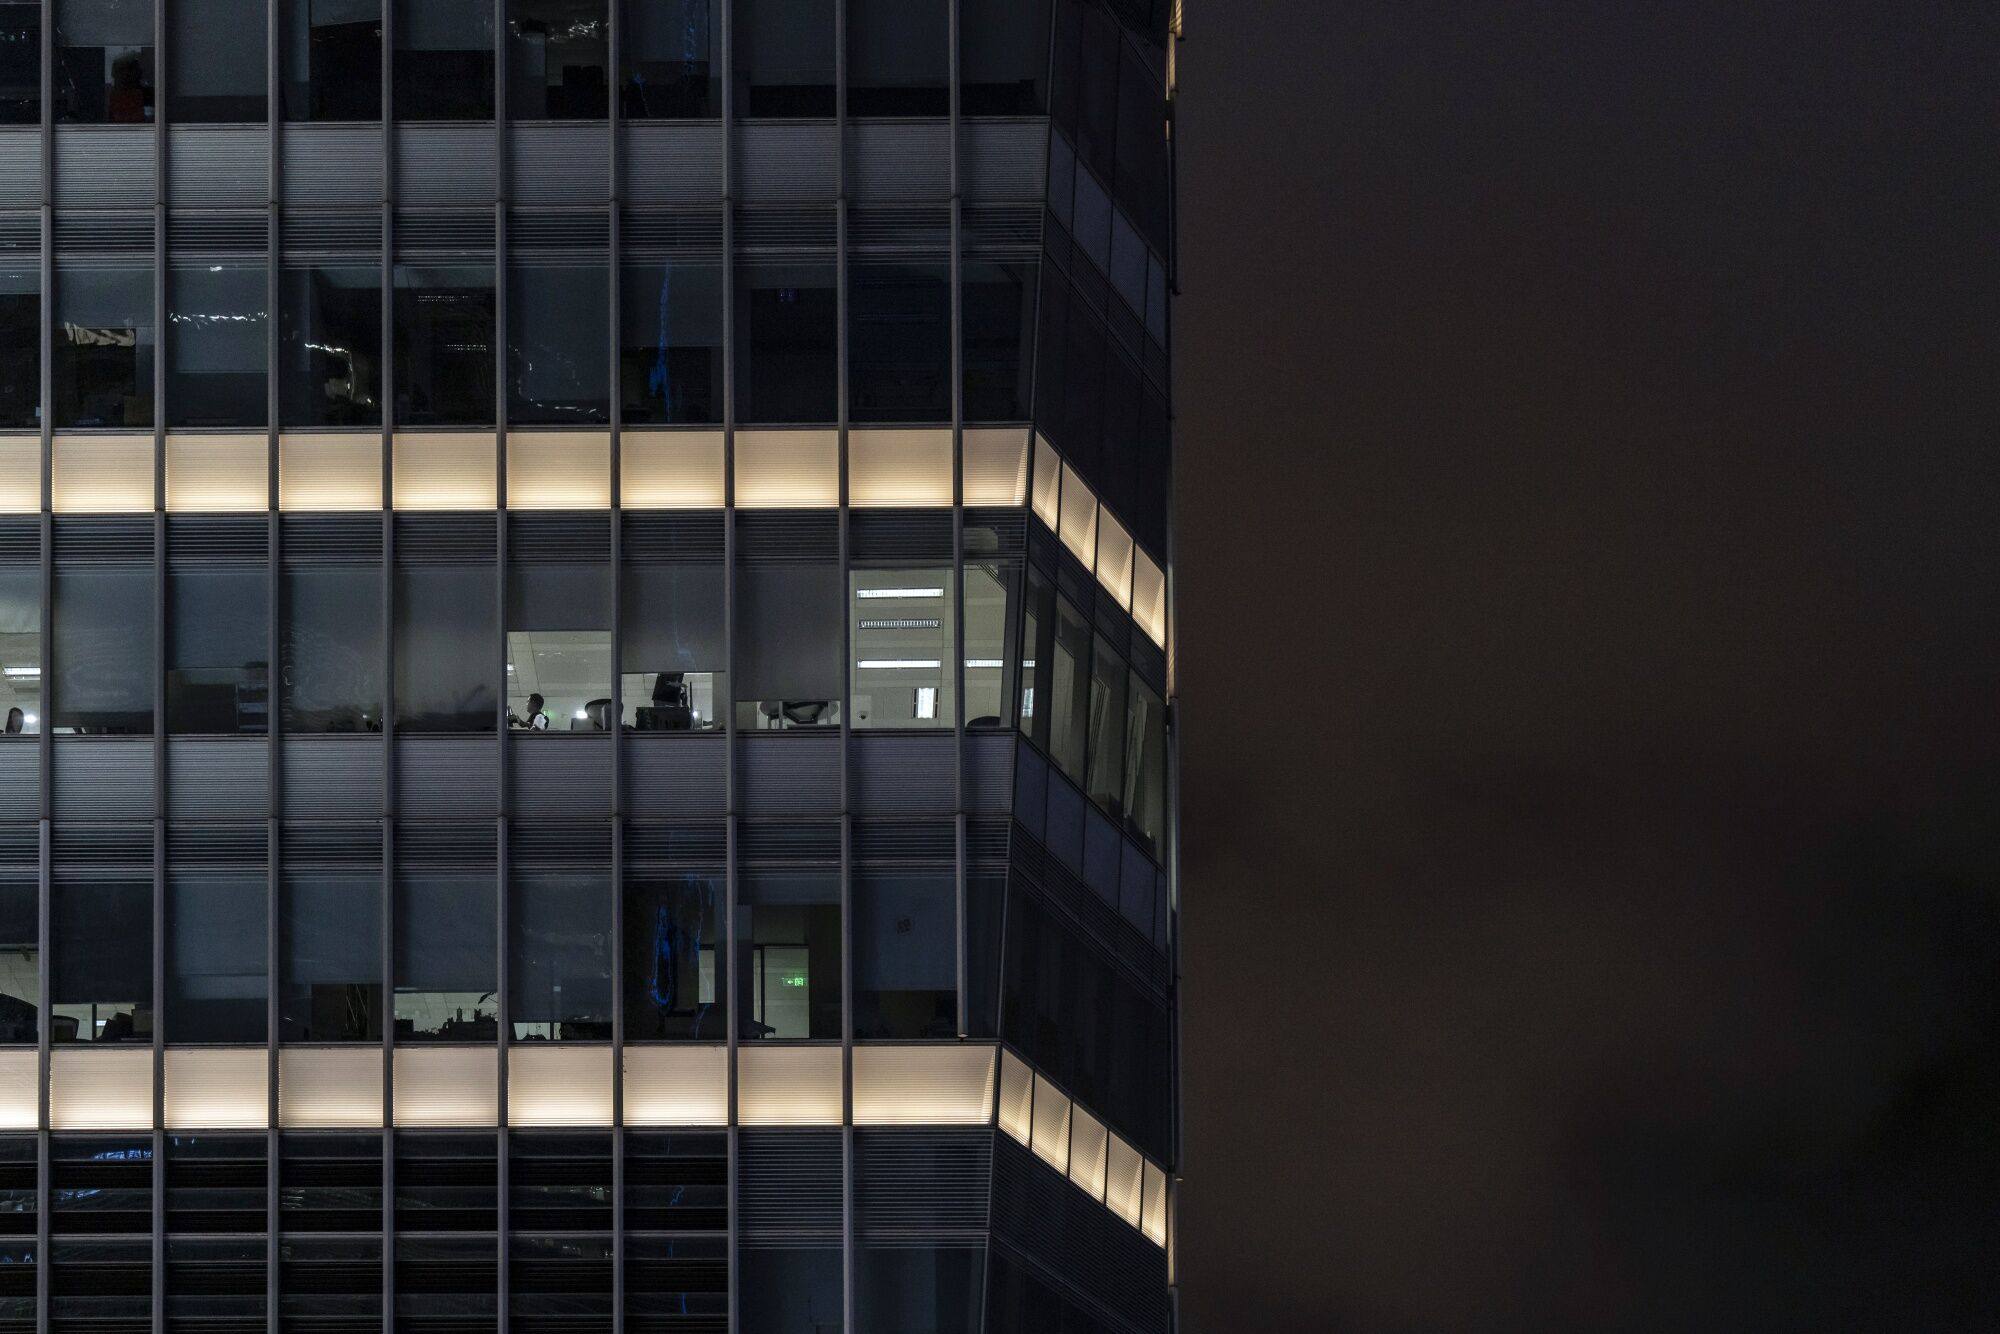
582;699;613;731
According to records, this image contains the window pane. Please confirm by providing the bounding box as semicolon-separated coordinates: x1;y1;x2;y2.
740;1248;840;1334
167;869;267;1042
282;0;383;121
1084;635;1125;812
623;871;721;1039
508;260;609;424
0;568;41;736
849;569;952;730
619;260;722;424
168;261;268;429
168;563;270;735
53;563;154;734
734;262;836;425
846;0;946;117
395;0;494;119
1047;591;1090;782
54;263;156;429
281;864;384;1041
1017;564;1049;749
507;560;609;731
279;264;382;427
737;870;838;1040
962;260;1036;422
396;848;496;1040
0;251;35;428
53;878;151;1041
0;2;39;125
960;0;1048;115
1122;674;1166;856
962;562;1015;728
507;0;608;120
853;871;954;1039
169;0;268;122
54;0;156;124
0;866;35;1043
394;265;495;426
735;563;839;729
731;0;832;118
395;562;497;731
619;561;724;729
282;565;382;732
848;262;950;424
510;866;611;1039
620;0;717;118
856;1245;981;1334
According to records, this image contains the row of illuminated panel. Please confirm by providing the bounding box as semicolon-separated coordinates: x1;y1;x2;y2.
996;1046;1170;1246
0;0;1058;127
1031;432;1169;647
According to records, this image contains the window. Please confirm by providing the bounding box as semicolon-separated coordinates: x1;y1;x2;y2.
167;554;271;735
52;560;153;734
737;869;838;1039
1084;635;1125;813
169;0;267;122
620;0;717;118
167;260;268;428
507;0;608;119
731;0;833;118
507;259;609;424
740;1249;841;1334
0;568;40;736
0;836;36;1043
852;871;955;1039
53;0;155;124
395;553;496;732
167;866;268;1042
395;0;494;120
279;264;382;427
510;866;611;1039
963;562;1016;728
52;877;151;1041
962;260;1036;422
1017;564;1046;747
395;831;497;1040
734;261;836;425
281;859;384;1042
855;1245;982;1334
0;2;39;124
282;0;382;121
623;871;720;1039
394;265;495;426
282;561;382;733
849;569;953;730
1047;588;1091;782
620;560;723;730
54;262;155;428
960;0;1049;115
0;250;34;428
619;260;722;425
1122;674;1166;856
846;0;947;117
735;563;839;729
848;262;951;423
507;555;610;732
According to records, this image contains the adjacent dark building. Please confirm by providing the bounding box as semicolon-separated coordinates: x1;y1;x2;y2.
0;0;1178;1329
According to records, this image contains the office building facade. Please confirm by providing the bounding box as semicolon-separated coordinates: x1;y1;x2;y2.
0;0;1178;1329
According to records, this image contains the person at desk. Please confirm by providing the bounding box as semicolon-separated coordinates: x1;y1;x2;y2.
509;693;550;731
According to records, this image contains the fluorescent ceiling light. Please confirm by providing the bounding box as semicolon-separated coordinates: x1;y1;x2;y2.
964;659;1004;669
855;587;943;600
857;659;941;670
2;666;38;677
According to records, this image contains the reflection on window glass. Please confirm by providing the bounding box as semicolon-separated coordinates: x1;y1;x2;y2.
0;871;35;1043
394;265;495;426
849;569;953;730
168;558;270;735
846;0;947;117
0;3;39;125
962;260;1036;422
510;867;611;1039
620;560;723;729
52;878;151;1041
168;261;268;428
1122;674;1167;856
731;0;833;118
283;564;382;732
734;262;836;425
962;562;1016;728
508;0;608;120
508;560;610;731
623;871;720;1039
853;871;955;1039
0;254;34;428
281;863;383;1041
395;560;497;731
1048;591;1091;782
54;0;155;124
54;263;155;428
279;264;381;426
619;261;722;424
508;261;609;424
1085;635;1125;813
53;562;154;734
395;0;494;120
395;844;496;1040
960;0;1049;115
621;0;717;118
1017;564;1047;748
737;869;838;1039
282;0;382;121
736;563;840;730
168;869;267;1042
0;569;41;737
169;0;268;122
848;263;951;424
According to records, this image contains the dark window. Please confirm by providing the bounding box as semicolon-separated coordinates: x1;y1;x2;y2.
0;2;38;124
1084;634;1125;814
507;555;610;731
846;0;947;117
1122;673;1166;856
848;262;951;423
168;0;268;122
279;264;382;427
735;563;840;729
52;877;151;1041
622;871;721;1039
283;563;383;733
394;264;495;426
620;0;718;118
53;0;155;124
0;252;35;428
53;262;155;428
395;832;497;1040
507;260;609;424
395;557;497;731
0;837;37;1043
0;567;41;736
856;1245;982;1334
962;260;1037;422
167;260;268;428
507;0;608;119
619;260;722;424
167;557;271;736
740;1248;841;1334
963;561;1017;728
281;859;384;1041
167;865;268;1042
852;870;955;1039
737;869;838;1039
733;261;836;424
52;560;154;734
1075;2;1120;181
282;0;383;121
960;0;1048;115
620;560;724;729
510;865;611;1039
395;0;494;119
1047;591;1091;782
731;0;832;118
1115;38;1170;249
